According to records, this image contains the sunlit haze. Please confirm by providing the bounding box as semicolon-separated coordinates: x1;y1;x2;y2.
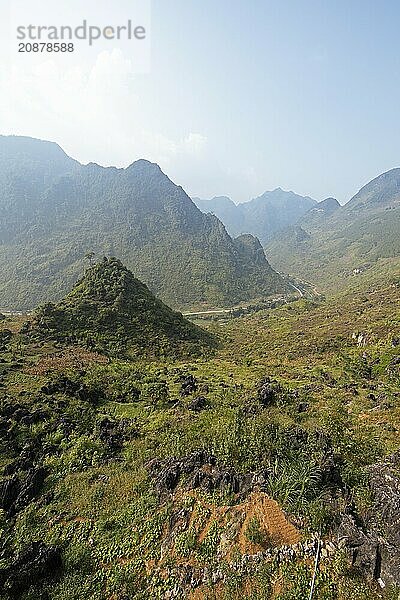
2;0;400;203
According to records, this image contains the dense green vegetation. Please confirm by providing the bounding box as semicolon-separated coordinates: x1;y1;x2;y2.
0;262;399;599
2;135;400;599
0;136;288;311
24;257;213;359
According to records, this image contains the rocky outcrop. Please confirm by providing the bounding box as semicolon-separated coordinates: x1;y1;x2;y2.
149;429;344;501
0;476;20;515
97;417;139;454
0;329;12;351
180;375;198;396
40;375;98;403
148;451;261;496
0;542;62;597
337;452;400;588
257;377;282;407
187;396;208;412
0;467;47;517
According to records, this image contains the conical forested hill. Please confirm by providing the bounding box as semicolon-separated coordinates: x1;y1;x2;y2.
26;257;213;357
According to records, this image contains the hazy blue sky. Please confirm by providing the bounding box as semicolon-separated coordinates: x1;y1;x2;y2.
2;0;400;203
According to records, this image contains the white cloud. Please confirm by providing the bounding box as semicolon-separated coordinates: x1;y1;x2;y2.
0;40;262;203
181;133;207;155
0;48;208;174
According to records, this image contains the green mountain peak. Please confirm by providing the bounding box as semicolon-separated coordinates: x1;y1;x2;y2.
26;257;213;358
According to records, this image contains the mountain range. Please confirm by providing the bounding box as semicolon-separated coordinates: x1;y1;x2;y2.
265;169;400;288
2;134;400;308
0;136;289;310
193;189;318;243
195;169;400;292
1;135;400;599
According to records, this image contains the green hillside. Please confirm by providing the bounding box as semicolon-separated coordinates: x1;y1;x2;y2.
0;136;288;311
1;139;400;599
24;257;213;358
266;169;400;290
0;268;399;599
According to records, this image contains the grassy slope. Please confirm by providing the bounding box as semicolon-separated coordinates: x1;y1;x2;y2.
0;273;399;599
265;180;400;293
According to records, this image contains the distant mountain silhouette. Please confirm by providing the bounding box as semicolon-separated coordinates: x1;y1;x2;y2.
194;188;316;243
266;169;400;288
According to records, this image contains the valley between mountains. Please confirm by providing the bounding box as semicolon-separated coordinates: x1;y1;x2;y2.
0;135;399;600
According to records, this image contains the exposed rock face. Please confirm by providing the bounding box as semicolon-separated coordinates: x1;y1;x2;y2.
40;375;97;402
293;225;311;243
0;329;12;351
97;417;138;454
337;452;400;587
0;541;62;597
0;467;47;517
187;396;208;412
180;374;198;396
257;377;282;407
148;451;260;496
0;476;19;514
149;429;344;502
